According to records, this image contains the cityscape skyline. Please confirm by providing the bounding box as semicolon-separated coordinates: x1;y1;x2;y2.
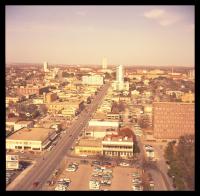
6;6;194;67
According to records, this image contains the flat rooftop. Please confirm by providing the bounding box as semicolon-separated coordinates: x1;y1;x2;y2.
16;121;33;125
87;126;117;132
103;135;133;142
7;127;55;142
78;138;102;147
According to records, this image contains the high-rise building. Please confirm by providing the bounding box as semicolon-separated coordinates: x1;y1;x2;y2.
115;65;124;91
102;57;107;69
153;102;194;139
188;69;195;79
43;62;49;72
116;65;124;83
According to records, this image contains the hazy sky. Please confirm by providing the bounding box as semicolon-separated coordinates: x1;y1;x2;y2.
6;6;194;66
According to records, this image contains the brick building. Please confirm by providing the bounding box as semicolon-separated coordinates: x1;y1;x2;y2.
153;102;194;139
17;86;49;96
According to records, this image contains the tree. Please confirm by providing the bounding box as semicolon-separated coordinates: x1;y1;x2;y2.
87;96;91;104
118;101;126;112
138;115;150;129
164;141;175;162
133;141;140;154
79;101;85;111
104;72;111;80
164;135;194;190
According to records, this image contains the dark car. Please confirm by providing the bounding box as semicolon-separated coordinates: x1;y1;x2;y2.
33;181;39;187
92;161;101;166
102;162;112;166
80;160;89;164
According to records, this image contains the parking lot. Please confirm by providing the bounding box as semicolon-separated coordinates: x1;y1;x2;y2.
111;167;141;191
44;160;143;191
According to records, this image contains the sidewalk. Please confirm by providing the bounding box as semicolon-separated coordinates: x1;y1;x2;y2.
6;161;36;191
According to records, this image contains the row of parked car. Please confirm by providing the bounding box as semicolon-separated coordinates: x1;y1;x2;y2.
131;172;143;191
6;170;15;185
55;178;71;191
147;173;155;190
89;165;113;190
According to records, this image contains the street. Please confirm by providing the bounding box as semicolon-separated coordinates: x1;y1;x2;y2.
8;82;111;190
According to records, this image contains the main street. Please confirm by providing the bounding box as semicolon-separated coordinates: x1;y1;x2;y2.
9;82;110;191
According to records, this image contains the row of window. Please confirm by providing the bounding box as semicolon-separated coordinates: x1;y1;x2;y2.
79;150;100;153
103;145;133;149
104;151;133;156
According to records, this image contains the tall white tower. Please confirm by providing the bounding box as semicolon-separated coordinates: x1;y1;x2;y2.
116;65;124;83
43;61;48;72
116;65;124;91
102;57;107;69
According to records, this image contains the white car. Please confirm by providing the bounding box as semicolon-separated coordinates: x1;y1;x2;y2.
66;167;76;172
132;179;142;184
132;185;143;191
119;162;130;167
55;185;67;191
64;178;71;183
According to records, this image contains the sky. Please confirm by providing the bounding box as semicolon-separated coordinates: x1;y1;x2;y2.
6;6;194;67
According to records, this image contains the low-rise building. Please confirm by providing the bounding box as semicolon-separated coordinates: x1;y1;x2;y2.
181;91;194;103
6;155;19;170
89;120;119;128
75;138;102;156
61;107;77;119
107;113;120;120
6;127;57;151
166;90;184;99
33;98;44;104
82;75;104;85
102;135;134;158
44;92;57;103
14;120;34;131
85;126;117;138
17;85;49;96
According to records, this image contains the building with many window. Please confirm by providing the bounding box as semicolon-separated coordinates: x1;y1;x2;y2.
17;85;49;96
6;127;57;151
82;75;104;85
102;135;134;158
153;102;194;139
75;138;102;156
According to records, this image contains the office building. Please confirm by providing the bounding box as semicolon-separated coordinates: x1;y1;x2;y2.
17;86;49;96
113;65;126;91
116;64;124;84
188;69;195;80
43;61;49;72
153;102;194;139
102;57;107;69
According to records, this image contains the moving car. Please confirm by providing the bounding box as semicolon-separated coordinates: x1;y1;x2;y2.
33;181;39;187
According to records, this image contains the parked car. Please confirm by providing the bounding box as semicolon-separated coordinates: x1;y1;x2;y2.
119;162;130;167
66;167;76;172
